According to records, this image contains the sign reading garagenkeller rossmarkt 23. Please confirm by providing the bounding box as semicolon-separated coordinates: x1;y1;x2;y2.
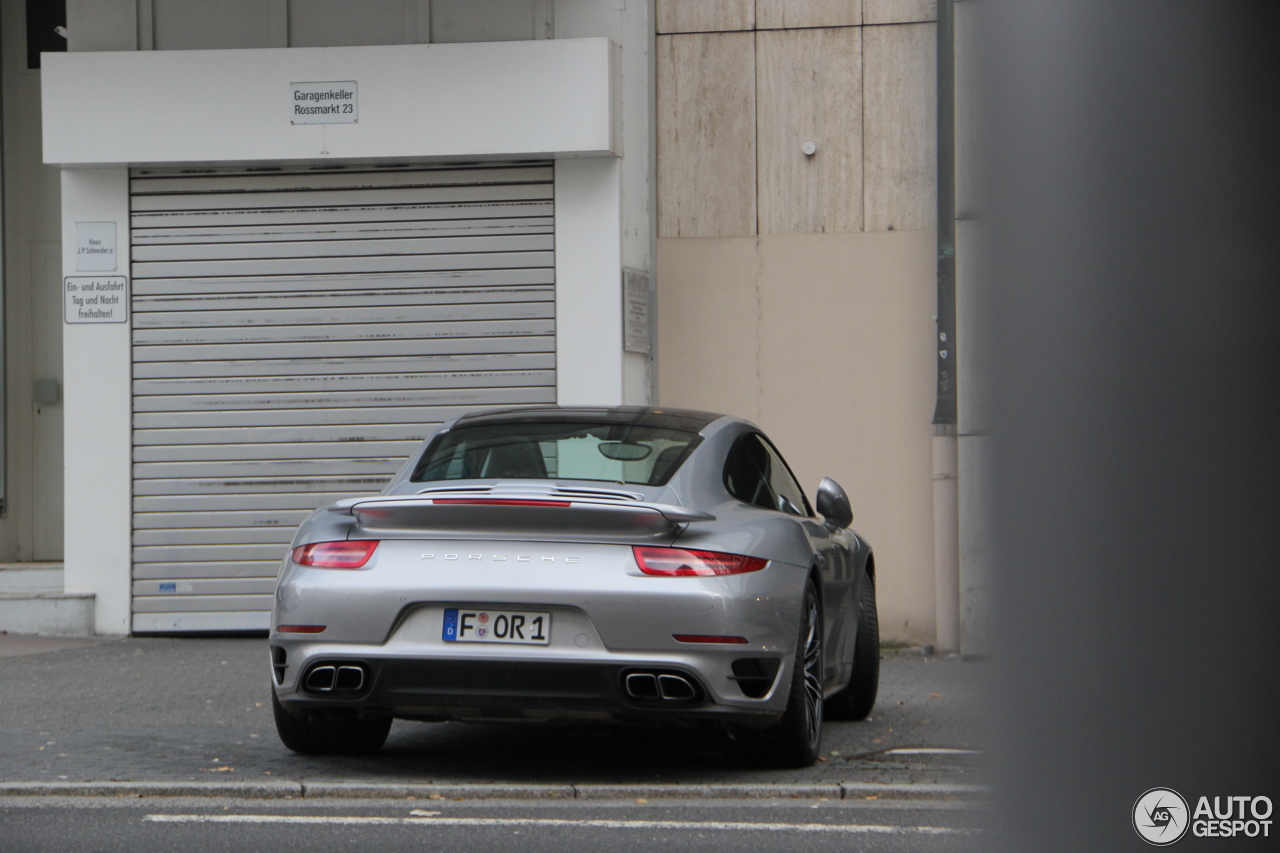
290;81;358;124
64;276;128;323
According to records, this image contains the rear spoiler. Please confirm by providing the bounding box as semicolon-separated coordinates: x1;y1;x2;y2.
329;493;714;542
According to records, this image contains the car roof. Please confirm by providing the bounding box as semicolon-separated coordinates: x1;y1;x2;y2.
452;405;728;433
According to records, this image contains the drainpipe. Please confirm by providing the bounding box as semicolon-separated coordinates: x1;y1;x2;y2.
932;0;961;654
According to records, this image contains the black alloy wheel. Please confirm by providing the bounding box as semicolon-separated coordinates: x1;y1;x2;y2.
825;567;880;721
271;690;391;755
801;592;824;745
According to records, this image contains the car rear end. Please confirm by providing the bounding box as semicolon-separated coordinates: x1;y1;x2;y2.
271;497;808;727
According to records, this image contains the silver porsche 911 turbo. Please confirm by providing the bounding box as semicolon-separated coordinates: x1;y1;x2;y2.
270;406;879;767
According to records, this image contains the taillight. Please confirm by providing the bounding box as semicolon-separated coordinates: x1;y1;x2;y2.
291;540;379;569
633;546;767;577
673;634;750;644
277;625;326;634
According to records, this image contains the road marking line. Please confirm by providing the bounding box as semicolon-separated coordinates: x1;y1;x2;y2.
884;748;982;755
143;814;970;835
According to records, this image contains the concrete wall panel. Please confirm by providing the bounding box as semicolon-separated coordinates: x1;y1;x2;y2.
757;26;862;235
152;0;275;50
954;0;981;219
864;0;937;26
432;0;544;43
863;22;935;231
552;0;622;41
66;0;136;51
288;0;418;47
657;32;756;237
656;0;753;34
756;0;860;30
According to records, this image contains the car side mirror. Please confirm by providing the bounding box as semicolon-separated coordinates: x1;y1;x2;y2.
815;477;853;528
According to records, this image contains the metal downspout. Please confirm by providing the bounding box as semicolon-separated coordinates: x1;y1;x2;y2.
932;0;961;653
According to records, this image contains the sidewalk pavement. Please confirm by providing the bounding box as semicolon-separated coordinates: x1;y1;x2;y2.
0;635;986;795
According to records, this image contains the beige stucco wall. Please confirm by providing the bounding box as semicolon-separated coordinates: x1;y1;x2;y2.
654;4;940;644
657;230;937;644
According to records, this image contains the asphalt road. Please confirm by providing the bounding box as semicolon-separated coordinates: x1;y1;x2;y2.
0;796;985;853
0;636;985;786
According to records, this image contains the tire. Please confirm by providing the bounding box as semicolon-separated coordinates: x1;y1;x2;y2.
758;581;824;767
271;690;391;755
825;568;880;721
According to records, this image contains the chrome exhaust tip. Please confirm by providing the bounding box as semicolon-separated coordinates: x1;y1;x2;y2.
305;665;337;692
624;672;660;699
302;662;369;694
335;665;365;691
657;674;696;701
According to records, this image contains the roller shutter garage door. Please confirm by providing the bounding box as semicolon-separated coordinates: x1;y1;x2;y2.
130;162;555;633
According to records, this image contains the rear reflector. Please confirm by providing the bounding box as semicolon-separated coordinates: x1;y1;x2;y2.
673;634;750;644
277;625;326;634
291;540;379;569
633;546;767;577
431;499;571;507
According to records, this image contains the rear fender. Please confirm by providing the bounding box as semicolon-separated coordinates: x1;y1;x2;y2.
670;502;815;569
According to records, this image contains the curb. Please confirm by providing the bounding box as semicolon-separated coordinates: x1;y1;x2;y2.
576;783;844;800
307;783;576;800
0;780;988;801
0;782;303;799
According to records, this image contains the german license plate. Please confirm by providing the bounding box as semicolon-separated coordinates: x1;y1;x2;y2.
442;608;550;645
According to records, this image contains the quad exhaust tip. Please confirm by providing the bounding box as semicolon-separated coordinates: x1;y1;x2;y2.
304;663;367;693
623;671;699;702
624;672;659;699
657;674;696;701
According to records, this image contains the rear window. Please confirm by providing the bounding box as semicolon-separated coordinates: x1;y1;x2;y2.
411;421;703;486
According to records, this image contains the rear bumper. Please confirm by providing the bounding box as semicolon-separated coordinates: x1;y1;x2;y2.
273;647;790;726
271;540;806;725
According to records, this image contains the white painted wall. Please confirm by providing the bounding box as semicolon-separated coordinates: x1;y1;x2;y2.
59;168;132;635
555;158;624;406
42;28;650;632
43;39;617;166
553;0;655;404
